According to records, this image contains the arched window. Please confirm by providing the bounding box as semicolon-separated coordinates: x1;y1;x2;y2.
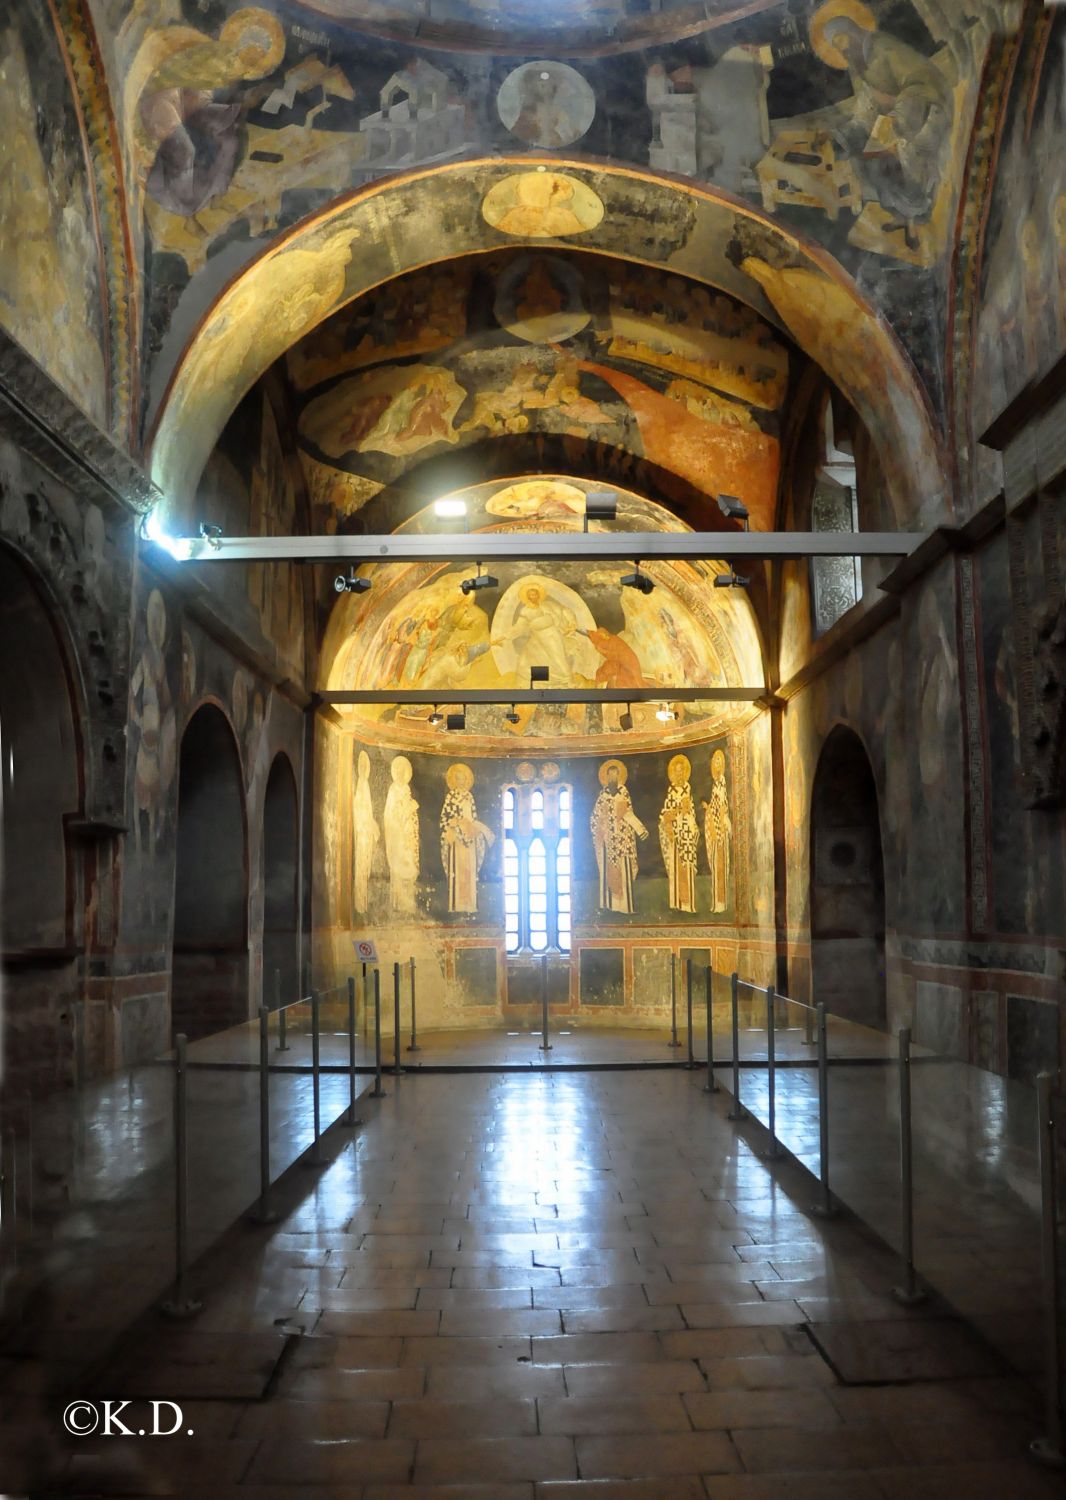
811;397;862;635
502;780;571;955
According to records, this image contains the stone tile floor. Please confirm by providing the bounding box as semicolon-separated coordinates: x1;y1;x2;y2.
2;1068;1058;1497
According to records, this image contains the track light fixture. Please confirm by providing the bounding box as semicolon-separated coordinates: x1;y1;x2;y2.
334;568;372;594
530;666;549;686
460;562;499;595
619;703;633;732
655;705;677;722
717;494;750;529
504;704;521;725
428;706;444;725
446;710;466;731
714;569;750;589
621;564;654;595
583;490;618;531
199;521;223;551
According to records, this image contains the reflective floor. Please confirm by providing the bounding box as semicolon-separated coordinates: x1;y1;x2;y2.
3;1068;1059;1497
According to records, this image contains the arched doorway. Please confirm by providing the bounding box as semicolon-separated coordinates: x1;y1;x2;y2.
172;705;248;1040
262;753;300;1010
809;725;886;1032
0;547;82;1086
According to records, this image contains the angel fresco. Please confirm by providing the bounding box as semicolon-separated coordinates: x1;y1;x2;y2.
134;9;286;218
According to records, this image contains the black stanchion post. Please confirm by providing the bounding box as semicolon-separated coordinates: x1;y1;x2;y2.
361;961;368;1041
703;964;718;1092
346;976;359;1127
407;956;420;1052
250;1006;279;1223
892;1027;925;1306
764;983;780;1159
668;954;681;1048
1031;1072;1064;1468
160;1035;202;1318
371;969;386;1098
307;990;322;1166
685;958;695;1068
810;1003;835;1218
392;961;404;1076
727;972;744;1121
538;954;552;1053
275;968;289;1052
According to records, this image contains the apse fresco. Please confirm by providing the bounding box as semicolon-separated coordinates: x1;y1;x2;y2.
0;8;108;426
293;249;787;530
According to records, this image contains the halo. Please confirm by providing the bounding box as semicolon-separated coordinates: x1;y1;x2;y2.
711;749;727;777
809;0;875;70
668;753;691;783
391;754;413;784
220;8;286;78
599;758;628;787
446;762;474;791
520;581;545;604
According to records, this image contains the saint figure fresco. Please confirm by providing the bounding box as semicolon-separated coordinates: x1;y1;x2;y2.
130;590;176;862
352;749;379;915
659;753;699;914
440;763;495;914
384;754;420;912
590;759;648;914
703;748;732;914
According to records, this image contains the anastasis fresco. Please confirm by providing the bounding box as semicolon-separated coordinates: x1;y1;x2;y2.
320;477;765;756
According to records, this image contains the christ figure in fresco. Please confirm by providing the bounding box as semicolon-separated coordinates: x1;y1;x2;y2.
659;753;699;915
440;763;495;914
590;759;648;914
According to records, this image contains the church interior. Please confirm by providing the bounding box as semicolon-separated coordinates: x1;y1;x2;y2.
1;0;1065;1494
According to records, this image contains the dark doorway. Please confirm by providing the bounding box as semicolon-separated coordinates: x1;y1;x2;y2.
262;752;299;1009
172;705;247;1040
809;725;887;1031
0;548;82;1086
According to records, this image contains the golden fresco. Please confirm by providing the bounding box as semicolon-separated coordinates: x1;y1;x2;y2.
481;171;605;238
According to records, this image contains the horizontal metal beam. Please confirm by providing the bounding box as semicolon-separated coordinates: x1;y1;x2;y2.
160;530;926;565
319;688;769;705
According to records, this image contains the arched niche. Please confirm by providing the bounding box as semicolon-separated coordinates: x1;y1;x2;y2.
147;160;946;529
0;545;83;1090
262;752;300;1009
172;704;248;1039
809;724;886;1032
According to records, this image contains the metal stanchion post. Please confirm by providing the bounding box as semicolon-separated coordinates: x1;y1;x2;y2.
275;969;289;1052
371;969;386;1098
764;984;781;1159
804;999;816;1046
392;961;404;1076
361;962;368;1041
346;976;360;1127
727;972;745;1121
306;990;322;1166
160;1036;201;1318
407;956;420;1052
250;1007;279;1223
668;955;681;1048
892;1027;925;1305
1031;1072;1065;1469
539;955;552;1053
810;1003;835;1218
685;958;695;1068
703;965;718;1093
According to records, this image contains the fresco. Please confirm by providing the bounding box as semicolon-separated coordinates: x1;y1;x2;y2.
384;754;420;911
482;171;605;237
591;759;648;914
0;9;108;426
659;753;699;914
497;63;595;149
352;747;379;914
704;746;732;913
440;763;495;914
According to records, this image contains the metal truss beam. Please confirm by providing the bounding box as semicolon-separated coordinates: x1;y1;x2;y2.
160;530;927;565
319;688;770;705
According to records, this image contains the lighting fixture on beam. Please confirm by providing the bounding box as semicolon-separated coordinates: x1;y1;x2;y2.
504;704;521;725
199;521;223;550
530;666;549;686
446;710;466;730
334;567;372;594
460;562;499;596
714;569;750;589
621;564;654;595
434;498;467;519
139;509;195;561
655;705;677;722
717;494;750;529
619;703;633;732
583;491;618;532
428;706;444;725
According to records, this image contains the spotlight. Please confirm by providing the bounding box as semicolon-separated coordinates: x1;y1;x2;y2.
504;704;521;725
655;705;677;722
434;498;467;519
583;490;618;531
530;666;549;686
714;569;750;589
428;706;444;725
199;521;223;550
717;494;750;529
334;568;372;594
446;710;466;731
460;562;498;596
619;704;633;732
139;510;194;561
621;565;654;595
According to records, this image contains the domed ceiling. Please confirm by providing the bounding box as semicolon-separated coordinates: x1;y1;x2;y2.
321;477;765;755
288;248;791;535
